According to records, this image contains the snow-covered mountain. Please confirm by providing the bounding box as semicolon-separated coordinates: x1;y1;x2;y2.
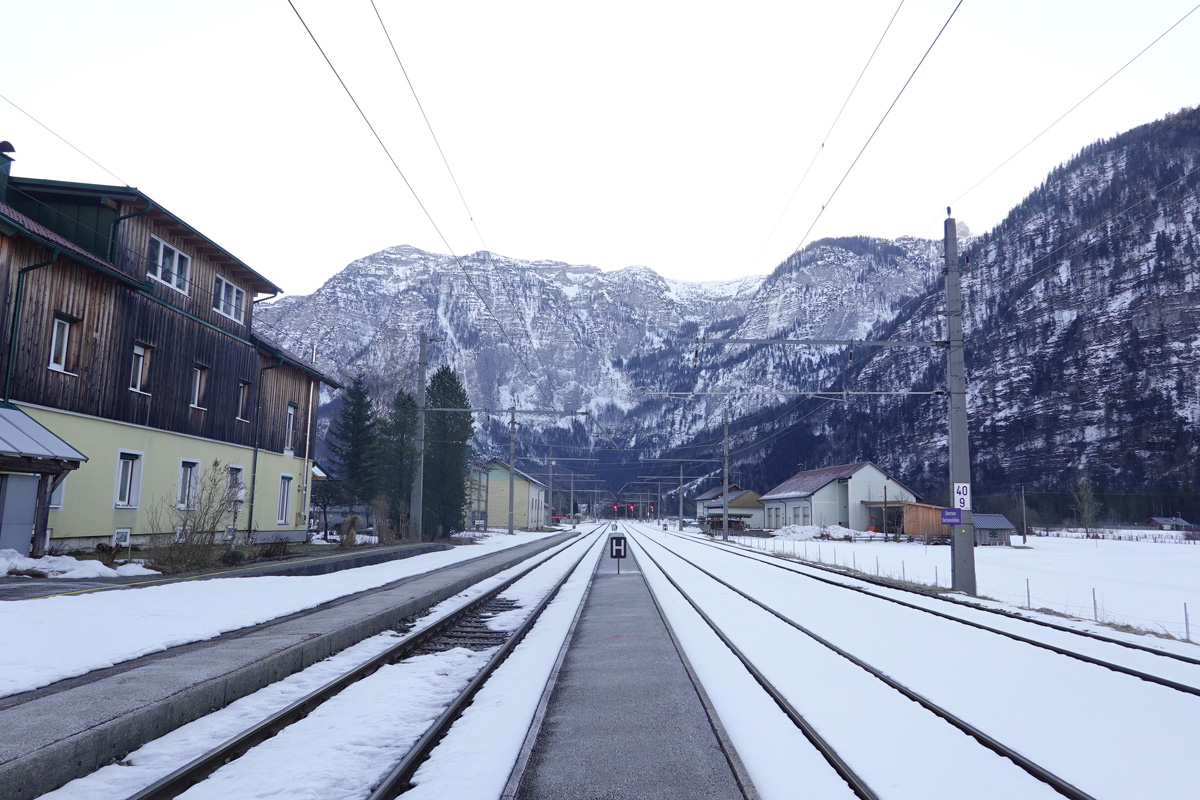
255;240;935;448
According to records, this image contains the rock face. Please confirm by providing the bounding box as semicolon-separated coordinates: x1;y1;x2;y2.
254;239;934;446
259;108;1200;505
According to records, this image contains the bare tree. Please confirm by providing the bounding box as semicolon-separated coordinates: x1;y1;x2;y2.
144;459;239;570
1071;473;1101;537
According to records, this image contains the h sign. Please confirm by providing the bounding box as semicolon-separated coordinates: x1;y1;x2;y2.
609;535;627;559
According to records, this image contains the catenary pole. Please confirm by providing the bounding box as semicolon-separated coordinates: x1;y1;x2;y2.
945;214;977;593
679;464;685;530
722;406;730;541
508;408;516;535
409;331;443;540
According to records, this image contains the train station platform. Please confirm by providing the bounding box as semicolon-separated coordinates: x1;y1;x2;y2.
512;540;749;800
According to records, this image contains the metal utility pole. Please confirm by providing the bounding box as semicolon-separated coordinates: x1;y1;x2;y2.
1021;483;1028;544
722;406;730;541
569;471;575;527
508;408;517;535
548;445;553;528
945;214;976;594
410;331;444;540
679;464;684;530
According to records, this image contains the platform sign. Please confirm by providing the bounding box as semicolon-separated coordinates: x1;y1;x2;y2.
609;536;627;559
609;534;627;574
941;508;961;525
953;482;972;511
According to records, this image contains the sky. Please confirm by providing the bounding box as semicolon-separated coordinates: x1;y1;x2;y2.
1;1;1197;297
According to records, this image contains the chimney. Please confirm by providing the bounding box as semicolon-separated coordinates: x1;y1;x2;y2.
0;141;13;197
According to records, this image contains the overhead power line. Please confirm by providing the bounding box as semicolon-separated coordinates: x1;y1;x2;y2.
0;93;131;187
791;0;964;255
945;2;1200;215
286;0;557;406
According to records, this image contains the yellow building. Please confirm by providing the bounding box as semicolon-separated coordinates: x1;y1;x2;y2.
484;460;546;531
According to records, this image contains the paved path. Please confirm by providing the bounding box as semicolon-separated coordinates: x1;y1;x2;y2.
515;543;744;800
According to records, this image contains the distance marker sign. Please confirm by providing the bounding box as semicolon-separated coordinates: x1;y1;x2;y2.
953;482;972;511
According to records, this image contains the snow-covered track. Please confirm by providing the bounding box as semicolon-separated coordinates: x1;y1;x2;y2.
629;527;1099;800
120;529;601;800
671;532;1200;693
620;524;874;800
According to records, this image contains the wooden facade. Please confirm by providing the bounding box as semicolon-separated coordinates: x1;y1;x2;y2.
0;164;336;549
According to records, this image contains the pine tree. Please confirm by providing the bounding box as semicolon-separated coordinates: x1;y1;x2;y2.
422;366;473;539
326;374;377;510
377;389;418;534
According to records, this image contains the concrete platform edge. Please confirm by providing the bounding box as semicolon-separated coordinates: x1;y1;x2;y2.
1;534;574;800
501;544;603;800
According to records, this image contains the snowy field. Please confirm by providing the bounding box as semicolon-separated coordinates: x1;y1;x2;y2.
727;529;1200;639
0;530;560;698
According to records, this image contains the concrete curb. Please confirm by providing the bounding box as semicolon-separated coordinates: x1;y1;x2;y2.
1;534;575;800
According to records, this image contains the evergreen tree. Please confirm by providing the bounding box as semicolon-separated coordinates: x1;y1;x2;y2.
326;374;377;509
422;366;473;539
377;389;418;534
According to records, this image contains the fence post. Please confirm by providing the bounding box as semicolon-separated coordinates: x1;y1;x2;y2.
902;561;906;582
1186;603;1191;642
876;555;880;575
1026;578;1031;610
1092;588;1099;622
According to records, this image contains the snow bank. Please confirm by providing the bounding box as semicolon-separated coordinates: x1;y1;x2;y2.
763;524;859;541
0;549;158;579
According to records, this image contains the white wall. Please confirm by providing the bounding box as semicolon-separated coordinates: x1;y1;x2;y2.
848;465;916;531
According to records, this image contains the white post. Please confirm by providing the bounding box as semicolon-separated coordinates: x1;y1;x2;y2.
1092;588;1099;622
1026;578;1031;609
876;555;880;575
1186;603;1191;642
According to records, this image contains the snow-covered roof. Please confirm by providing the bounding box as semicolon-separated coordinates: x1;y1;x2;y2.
704;489;760;509
695;483;741;501
1147;516;1191;527
973;513;1015;531
760;462;872;500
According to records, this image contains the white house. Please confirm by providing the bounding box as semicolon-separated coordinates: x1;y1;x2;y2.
484;460;546;530
702;489;764;530
760;462;917;531
694;483;741;519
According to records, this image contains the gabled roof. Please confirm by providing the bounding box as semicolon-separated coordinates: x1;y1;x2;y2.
973;513;1015;531
704;489;761;509
485;458;546;488
0;200;143;290
761;461;918;501
696;483;741;502
761;462;873;500
1147;516;1191;527
254;331;342;388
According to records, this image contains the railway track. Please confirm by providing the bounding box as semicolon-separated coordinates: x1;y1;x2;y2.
624;523;1200;799
670;530;1200;693
92;527;604;800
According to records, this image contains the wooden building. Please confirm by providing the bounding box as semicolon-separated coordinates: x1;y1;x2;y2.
0;148;338;554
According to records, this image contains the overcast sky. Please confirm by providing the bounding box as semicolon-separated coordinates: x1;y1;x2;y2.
2;1;1197;296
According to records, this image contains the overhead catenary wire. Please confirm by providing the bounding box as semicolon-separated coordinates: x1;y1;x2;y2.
942;2;1200;219
0;92;132;187
791;0;963;256
285;0;557;407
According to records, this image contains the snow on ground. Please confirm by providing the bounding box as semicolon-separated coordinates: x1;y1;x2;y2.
641;527;1200;799
36;536;590;800
0;549;158;579
725;532;1200;639
0;530;561;698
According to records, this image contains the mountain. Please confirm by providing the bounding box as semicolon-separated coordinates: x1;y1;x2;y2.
254;240;935;450
725;107;1200;520
258;108;1200;521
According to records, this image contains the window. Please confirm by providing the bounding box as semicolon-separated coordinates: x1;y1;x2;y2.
277;475;292;525
190;366;207;409
227;466;245;511
179;460;199;509
284;404;297;452
50;476;66;509
237;381;251;421
115;452;143;508
212;275;246;323
130;344;149;392
147;235;190;293
49;316;71;371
